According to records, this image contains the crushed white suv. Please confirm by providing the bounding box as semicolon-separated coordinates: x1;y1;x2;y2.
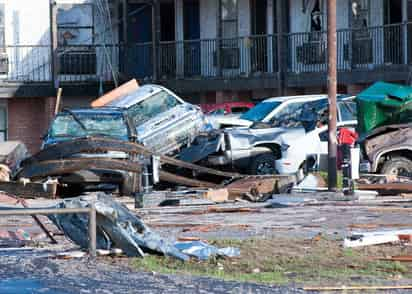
206;95;357;175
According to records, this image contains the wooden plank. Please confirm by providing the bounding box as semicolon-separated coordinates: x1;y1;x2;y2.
380;256;412;262
25;137;239;179
159;171;216;188
18;158;142;180
303;286;412;291
91;79;139;107
0;181;57;199
357;183;412;193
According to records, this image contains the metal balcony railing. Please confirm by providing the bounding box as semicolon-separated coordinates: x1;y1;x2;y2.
286;22;408;73
0;22;410;84
0;45;51;82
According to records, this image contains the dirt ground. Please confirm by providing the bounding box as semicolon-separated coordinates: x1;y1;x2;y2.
1;191;412;293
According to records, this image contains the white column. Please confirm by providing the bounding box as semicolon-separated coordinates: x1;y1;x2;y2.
175;0;184;77
403;0;408;64
267;0;274;73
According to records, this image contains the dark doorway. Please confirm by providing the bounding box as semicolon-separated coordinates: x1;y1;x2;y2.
384;0;403;64
159;1;176;77
160;2;175;41
250;0;267;73
121;3;153;79
183;0;201;76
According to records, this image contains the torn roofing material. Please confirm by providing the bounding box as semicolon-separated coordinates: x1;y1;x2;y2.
48;193;189;261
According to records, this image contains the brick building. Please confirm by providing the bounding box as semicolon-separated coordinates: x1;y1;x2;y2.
1;0;412;152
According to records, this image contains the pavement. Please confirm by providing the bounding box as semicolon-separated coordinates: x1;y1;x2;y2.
1;192;412;293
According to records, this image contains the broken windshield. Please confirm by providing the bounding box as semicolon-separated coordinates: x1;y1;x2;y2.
127;90;181;126
240;101;281;122
269;99;328;131
50;112;128;139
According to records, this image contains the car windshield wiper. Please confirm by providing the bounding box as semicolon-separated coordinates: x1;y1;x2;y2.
62;109;87;131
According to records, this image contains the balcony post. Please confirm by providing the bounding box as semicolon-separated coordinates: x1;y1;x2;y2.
276;0;285;95
49;0;59;89
151;0;160;81
402;0;408;65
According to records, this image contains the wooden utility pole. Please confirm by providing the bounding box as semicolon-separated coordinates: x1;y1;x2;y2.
327;0;337;191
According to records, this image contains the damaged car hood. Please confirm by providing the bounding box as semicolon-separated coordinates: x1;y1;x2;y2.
225;127;306;149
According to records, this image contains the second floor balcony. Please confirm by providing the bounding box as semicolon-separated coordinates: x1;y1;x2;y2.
1;22;411;91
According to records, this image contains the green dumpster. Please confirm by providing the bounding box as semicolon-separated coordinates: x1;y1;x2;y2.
356;81;412;135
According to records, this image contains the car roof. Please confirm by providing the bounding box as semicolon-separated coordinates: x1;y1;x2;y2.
60;107;125;115
261;94;353;103
107;84;184;108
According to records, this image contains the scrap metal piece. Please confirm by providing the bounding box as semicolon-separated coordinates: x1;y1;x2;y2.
49;193;189;260
17;158;142;180
22;137;240;179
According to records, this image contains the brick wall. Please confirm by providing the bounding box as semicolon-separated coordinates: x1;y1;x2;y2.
8;97;56;154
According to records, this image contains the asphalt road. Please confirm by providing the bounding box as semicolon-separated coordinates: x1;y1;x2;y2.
0;251;305;294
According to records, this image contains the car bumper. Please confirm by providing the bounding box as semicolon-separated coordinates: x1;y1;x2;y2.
275;158;300;174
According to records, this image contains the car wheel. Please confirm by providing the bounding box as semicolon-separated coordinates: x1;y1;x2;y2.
250;153;278;175
380;156;412;177
119;174;136;196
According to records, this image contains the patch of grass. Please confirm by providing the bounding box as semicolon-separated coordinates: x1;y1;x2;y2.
129;238;412;286
319;171;343;189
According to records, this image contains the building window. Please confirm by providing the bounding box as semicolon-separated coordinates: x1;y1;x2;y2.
350;0;369;31
57;4;96;75
310;0;323;33
0;3;4;50
0;3;7;75
0;107;7;141
220;0;239;69
348;0;372;64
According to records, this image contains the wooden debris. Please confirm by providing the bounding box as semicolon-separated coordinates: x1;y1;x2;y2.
91;79;139;107
357;183;412;194
183;224;251;233
368;207;412;213
206;207;260;214
303;285;412;291
349;223;412;229
183;224;221;233
177;236;201;242
225;175;295;200
0;181;57;199
379;256;412;262
204;189;229;203
344;230;412;248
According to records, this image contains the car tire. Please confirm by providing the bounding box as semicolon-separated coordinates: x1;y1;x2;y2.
380;156;412;177
250;153;278;175
119;174;136;196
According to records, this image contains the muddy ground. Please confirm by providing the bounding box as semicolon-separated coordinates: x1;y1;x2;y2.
1;192;412;293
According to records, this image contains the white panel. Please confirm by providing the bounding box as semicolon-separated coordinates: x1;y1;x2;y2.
238;0;249;37
200;0;217;39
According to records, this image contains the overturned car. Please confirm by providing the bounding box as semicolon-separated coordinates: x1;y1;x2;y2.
37;83;210;195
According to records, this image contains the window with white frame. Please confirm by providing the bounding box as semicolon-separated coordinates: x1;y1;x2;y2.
57;3;96;75
0;3;7;75
0;3;4;50
219;0;239;69
350;0;370;32
0;107;7;141
348;0;372;64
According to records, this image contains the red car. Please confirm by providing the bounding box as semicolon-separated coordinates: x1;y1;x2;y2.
200;102;254;115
